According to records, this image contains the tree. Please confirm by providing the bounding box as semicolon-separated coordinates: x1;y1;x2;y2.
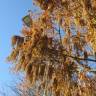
8;0;96;96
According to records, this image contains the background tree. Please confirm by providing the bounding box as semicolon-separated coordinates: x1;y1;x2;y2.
8;0;96;96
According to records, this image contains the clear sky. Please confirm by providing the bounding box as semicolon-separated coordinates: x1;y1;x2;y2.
0;0;36;87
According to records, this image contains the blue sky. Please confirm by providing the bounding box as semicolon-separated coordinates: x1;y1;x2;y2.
0;0;37;87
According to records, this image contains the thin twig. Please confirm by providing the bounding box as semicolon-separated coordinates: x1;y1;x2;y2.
58;25;62;45
64;54;96;62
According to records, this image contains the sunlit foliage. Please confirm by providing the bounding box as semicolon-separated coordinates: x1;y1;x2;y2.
8;0;96;96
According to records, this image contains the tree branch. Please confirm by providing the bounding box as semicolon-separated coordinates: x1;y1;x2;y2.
64;54;96;62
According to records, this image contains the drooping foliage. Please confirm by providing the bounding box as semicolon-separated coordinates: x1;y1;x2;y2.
8;0;96;96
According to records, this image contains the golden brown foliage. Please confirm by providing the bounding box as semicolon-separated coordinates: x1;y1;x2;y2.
8;0;96;96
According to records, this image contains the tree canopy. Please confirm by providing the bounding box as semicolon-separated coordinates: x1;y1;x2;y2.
8;0;96;96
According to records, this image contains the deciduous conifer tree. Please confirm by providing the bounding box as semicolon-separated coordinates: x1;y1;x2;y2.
8;0;96;96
